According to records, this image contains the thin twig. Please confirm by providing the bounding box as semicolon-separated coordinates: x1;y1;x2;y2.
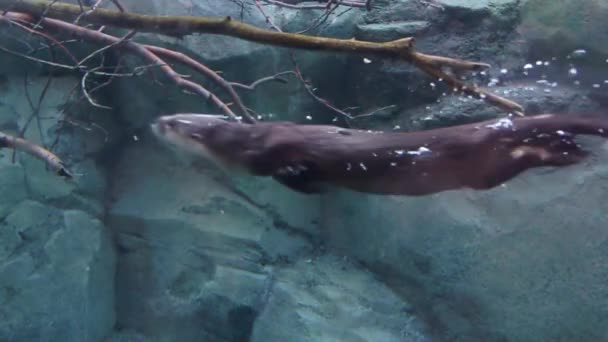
76;29;136;67
81;65;112;109
144;45;255;122
349;105;397;120
1;12;246;121
295;0;342;35
230;71;294;90
253;1;356;118
261;0;367;9
0;0;522;114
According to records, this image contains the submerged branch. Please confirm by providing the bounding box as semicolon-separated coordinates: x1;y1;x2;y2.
0;0;414;54
144;45;253;121
0;0;524;114
0;131;72;178
1;11;256;123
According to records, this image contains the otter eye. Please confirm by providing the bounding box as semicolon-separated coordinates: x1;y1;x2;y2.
190;133;203;140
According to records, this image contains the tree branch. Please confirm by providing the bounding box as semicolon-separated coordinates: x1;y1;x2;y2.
0;0;412;53
0;130;72;178
2;11;256;123
0;0;524;114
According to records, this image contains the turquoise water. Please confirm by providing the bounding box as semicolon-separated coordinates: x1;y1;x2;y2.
1;0;607;341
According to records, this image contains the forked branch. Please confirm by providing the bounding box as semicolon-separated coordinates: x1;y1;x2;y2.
0;0;524;114
2;11;256;123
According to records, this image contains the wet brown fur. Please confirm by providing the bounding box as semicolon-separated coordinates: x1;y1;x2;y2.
152;113;608;196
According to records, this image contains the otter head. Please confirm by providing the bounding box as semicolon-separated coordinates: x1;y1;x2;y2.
151;113;243;170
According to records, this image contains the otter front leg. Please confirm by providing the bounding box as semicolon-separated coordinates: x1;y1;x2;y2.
272;162;327;194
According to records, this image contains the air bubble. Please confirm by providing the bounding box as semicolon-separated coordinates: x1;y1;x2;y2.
570;49;587;58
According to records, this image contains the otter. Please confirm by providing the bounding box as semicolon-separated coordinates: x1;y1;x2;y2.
150;113;608;196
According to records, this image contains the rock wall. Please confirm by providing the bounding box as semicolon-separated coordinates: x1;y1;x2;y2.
322;0;608;341
102;0;427;340
2;0;608;341
0;71;116;339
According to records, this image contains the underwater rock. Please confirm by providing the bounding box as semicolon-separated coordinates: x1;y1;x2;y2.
343;0;524;119
250;255;429;342
99;0;270;62
400;82;602;130
321;141;608;340
0;161;27;220
347;79;601;131
0;201;115;341
438;0;519;12
516;1;608;98
0;75;112;217
519;0;608;58
0;72;115;340
109;0;361;63
107;133;320;340
356;21;431;42
107;131;431;340
107;0;364;126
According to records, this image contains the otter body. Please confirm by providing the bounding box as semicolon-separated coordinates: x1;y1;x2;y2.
151;113;608;196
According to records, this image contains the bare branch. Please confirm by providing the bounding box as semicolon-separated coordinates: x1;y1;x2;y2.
76;29;136;67
349;105;397;120
0;12;252;122
81;66;112;109
144;45;255;122
0;1;416;53
0;130;73;178
0;15;79;63
0;0;522;114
